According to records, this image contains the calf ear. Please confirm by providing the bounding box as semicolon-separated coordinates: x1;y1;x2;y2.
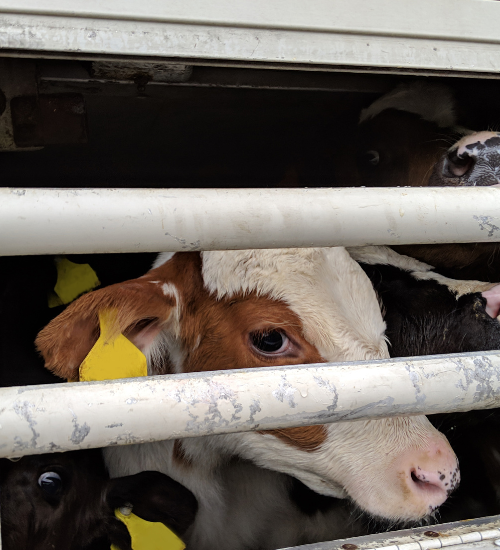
35;277;177;381
106;471;198;537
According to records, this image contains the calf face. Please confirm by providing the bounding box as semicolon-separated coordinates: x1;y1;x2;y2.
356;82;460;188
355;82;500;281
0;450;197;550
357;82;500;190
347;245;500;523
36;249;459;526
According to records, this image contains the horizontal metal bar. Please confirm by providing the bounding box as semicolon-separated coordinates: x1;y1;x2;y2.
1;350;500;459
284;515;500;550
1;187;500;255
0;0;498;44
0;7;500;75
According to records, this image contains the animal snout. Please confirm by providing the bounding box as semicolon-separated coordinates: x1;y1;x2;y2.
482;284;500;318
436;131;500;186
396;436;460;516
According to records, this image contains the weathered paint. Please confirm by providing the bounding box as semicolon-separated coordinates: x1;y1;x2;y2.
0;1;500;75
1;350;500;459
1;187;500;255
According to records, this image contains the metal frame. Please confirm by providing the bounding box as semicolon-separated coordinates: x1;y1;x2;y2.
1;187;500;255
1;2;500;547
1;187;500;549
1;350;500;459
0;0;500;76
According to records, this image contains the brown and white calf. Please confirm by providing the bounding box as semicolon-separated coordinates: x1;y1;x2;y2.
37;248;460;550
353;81;500;281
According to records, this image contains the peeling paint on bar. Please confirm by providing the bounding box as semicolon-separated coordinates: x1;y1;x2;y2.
1;350;500;459
1;187;500;255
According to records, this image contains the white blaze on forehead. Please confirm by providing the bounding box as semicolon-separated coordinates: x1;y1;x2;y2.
201;248;388;362
359;82;457;128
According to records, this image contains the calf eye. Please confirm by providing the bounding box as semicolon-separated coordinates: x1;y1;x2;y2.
250;330;289;354
363;150;380;166
38;472;63;498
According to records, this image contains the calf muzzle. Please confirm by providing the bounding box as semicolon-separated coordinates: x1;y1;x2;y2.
429;131;500;187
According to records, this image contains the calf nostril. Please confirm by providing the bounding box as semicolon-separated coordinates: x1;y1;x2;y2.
443;150;474;178
411;471;421;483
410;468;451;496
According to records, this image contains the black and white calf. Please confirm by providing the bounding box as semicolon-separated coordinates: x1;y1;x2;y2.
354;81;500;281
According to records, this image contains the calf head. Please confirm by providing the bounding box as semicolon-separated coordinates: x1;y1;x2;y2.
0;450;197;550
356;82;461;188
356;82;500;280
36;248;459;522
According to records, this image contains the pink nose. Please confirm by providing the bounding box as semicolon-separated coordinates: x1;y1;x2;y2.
396;437;460;514
482;284;500;318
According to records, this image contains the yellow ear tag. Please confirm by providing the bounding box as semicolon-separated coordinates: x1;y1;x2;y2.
79;311;148;382
48;257;100;308
111;509;185;550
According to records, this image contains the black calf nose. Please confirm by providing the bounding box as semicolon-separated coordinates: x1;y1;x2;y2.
442;149;474;179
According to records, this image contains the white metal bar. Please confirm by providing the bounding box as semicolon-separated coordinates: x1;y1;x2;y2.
1;351;500;459
0;0;497;41
285;515;500;550
1;187;500;256
0;1;499;74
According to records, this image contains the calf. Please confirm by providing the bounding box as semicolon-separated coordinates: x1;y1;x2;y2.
348;246;500;358
36;248;462;550
0;450;198;550
354;81;500;281
347;245;500;522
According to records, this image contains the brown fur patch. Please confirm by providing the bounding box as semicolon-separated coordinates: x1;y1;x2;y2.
35;253;197;380
36;251;328;448
262;425;327;452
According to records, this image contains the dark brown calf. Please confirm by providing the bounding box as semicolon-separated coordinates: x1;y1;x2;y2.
0;450;198;550
354;82;500;281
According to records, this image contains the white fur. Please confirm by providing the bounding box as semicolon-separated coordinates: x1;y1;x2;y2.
152;251;176;269
359;82;457;128
105;248;457;550
348;245;496;298
202;248;388;362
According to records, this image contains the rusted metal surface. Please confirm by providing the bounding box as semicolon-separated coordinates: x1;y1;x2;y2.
0;58;39;150
91;60;192;83
38;61;396;94
1;350;500;459
10;93;87;147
